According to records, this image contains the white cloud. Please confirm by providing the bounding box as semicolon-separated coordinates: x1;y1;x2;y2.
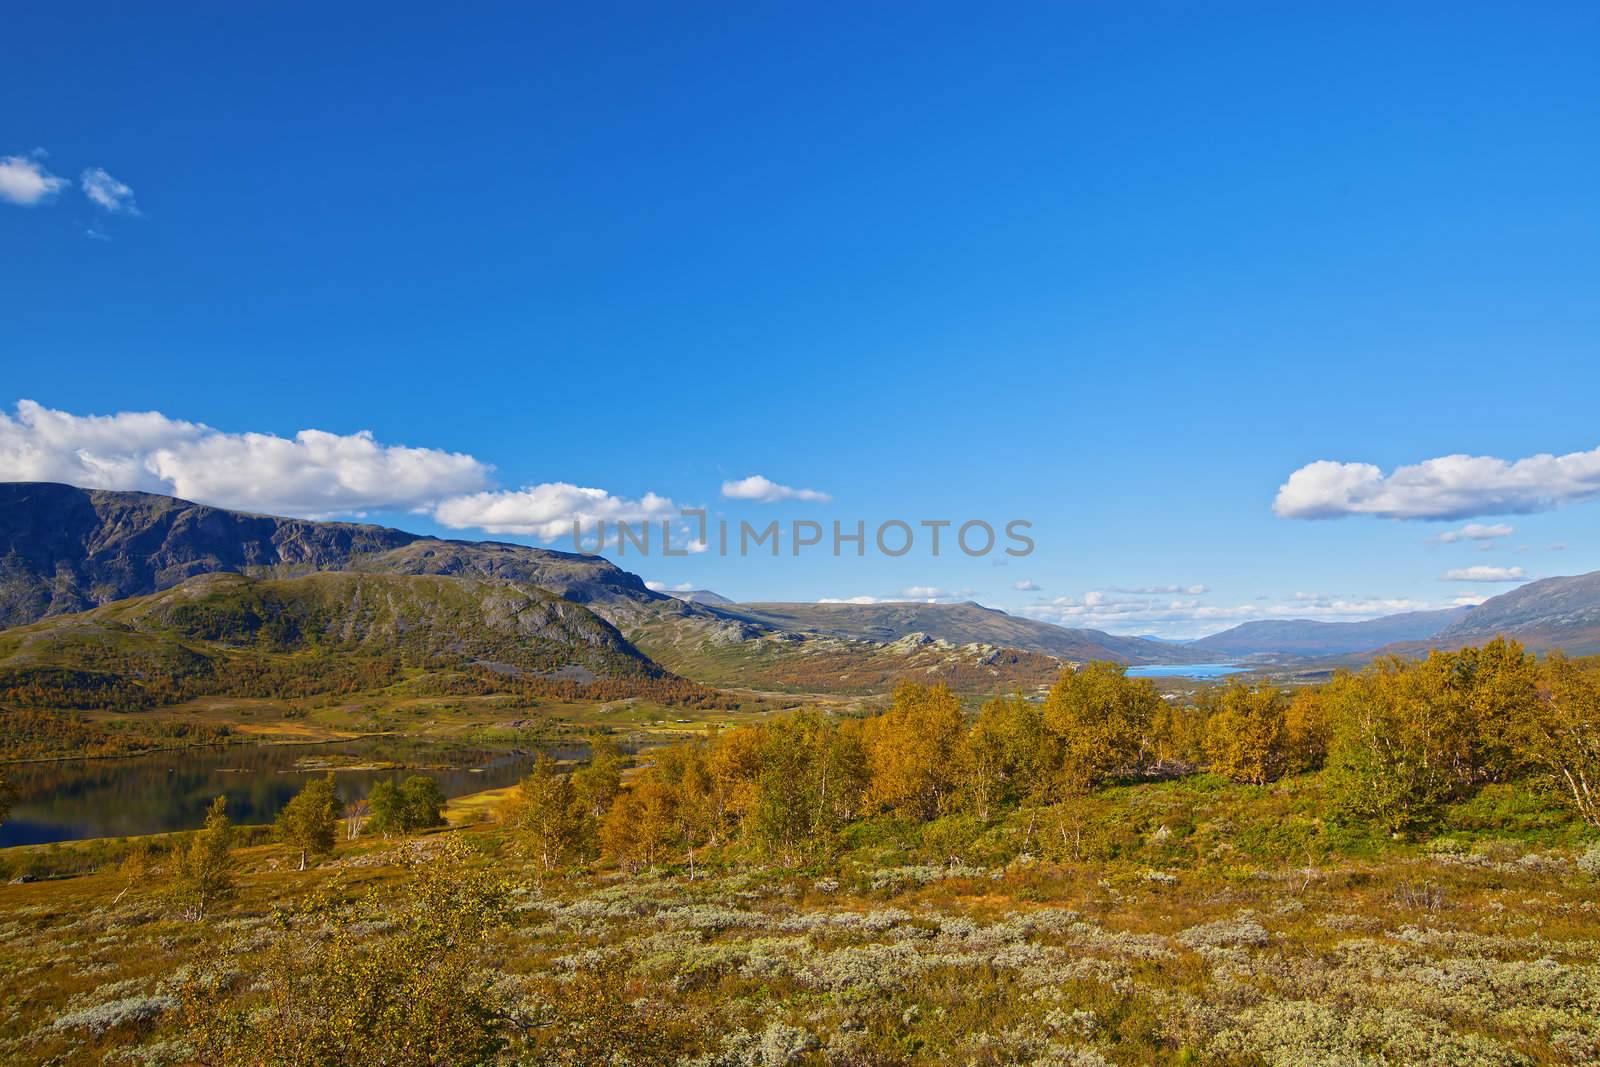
80;167;139;215
0;153;67;206
1453;595;1489;607
1441;566;1527;583
720;474;830;503
1106;584;1209;595
1017;589;1442;639
1013;579;1041;591
432;484;676;541
645;581;695;593
0;400;490;517
1434;523;1514;543
0;400;713;549
1275;446;1600;521
818;586;974;605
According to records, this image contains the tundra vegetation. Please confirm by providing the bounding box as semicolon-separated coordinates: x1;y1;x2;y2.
2;638;1600;1065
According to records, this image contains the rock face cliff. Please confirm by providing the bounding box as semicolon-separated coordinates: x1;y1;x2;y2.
0;483;679;630
0;482;418;626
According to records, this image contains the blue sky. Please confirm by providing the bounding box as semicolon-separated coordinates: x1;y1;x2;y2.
4;2;1599;636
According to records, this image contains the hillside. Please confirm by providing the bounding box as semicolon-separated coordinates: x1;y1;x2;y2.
632;617;1068;697
1189;607;1469;657
352;539;679;626
0;571;665;713
8;637;1600;1067
718;601;1208;665
0;483;1183;697
0;483;683;630
1429;570;1600;654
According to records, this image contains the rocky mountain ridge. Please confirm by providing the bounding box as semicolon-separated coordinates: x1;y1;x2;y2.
0;482;679;630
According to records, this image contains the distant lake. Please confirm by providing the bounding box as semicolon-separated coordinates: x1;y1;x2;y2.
1125;663;1247;679
0;738;597;848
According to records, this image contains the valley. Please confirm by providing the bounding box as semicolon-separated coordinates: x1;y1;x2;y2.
10;10;1594;1062
4;484;1600;1065
8;483;1600;767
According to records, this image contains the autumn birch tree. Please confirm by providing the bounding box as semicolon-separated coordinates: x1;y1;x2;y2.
508;755;581;880
171;796;237;920
276;772;339;871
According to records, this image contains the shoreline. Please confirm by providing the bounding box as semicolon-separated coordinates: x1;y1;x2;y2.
0;780;517;857
0;730;397;767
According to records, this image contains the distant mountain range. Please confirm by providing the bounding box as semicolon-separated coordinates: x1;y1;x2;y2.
1191;576;1600;661
716;601;1210;665
650;576;1600;667
1188;607;1471;657
0;485;1170;697
7;483;1600;694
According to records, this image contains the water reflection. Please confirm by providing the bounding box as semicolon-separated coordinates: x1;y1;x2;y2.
1;738;595;847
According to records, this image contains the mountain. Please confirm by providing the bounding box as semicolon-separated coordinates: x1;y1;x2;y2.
1427;571;1600;654
1189;607;1470;657
713;601;1209;665
668;590;737;607
0;483;1181;697
631;619;1069;697
0;572;662;687
0;482;682;630
347;538;678;625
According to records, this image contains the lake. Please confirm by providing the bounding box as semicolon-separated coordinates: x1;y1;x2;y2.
1125;663;1247;679
0;738;596;847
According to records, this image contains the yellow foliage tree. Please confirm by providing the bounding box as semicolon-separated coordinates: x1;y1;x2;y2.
600;772;678;871
506;755;581;881
1515;653;1600;826
705;724;765;836
1040;663;1160;796
572;733;624;821
1149;700;1208;772
1204;683;1289;785
1453;636;1541;782
960;694;1045;817
862;681;965;819
1321;650;1517;835
169;795;236;920
745;710;869;864
1282;687;1334;773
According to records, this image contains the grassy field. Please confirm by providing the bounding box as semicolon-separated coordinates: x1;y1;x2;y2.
0;685;777;764
6;645;1600;1063
2;770;1597;1065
